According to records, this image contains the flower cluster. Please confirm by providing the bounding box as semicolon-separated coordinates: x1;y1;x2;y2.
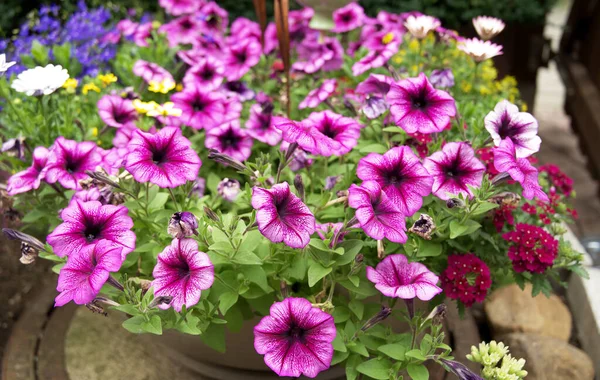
441;254;492;307
467;341;528;380
503;224;559;273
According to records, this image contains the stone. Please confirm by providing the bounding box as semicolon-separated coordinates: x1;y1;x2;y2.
500;333;595;380
484;284;572;341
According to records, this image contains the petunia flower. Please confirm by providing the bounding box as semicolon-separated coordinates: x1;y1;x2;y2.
158;0;202;16
273;117;342;157
251;183;316;249
366;254;442;300
97;95;138;128
224;38;262;81
293;37;343;74
221;80;255;102
167;211;199;239
198;1;229;35
47;199;136;258
151;238;214;312
124;127;201;188
55;239;124;307
7;147;50;195
484;100;541;158
348;181;407;243
132;60;174;84
281;142;314;172
205;121;253;162
351;38;399;76
388;73;456;134
423;142;486;200
404;15;441;39
171;84;226;130
217;178;241;201
246;104;281;146
333;2;365;33
307;110;361;156
357;146;433;216
182;56;225;91
44;138;102;190
299;79;337;110
229;17;261;42
356;74;393;119
11;64;69;96
133;22;153;47
492;138;548;201
159;15;202;46
430;69;455;88
254;297;336;378
458;38;503;62
472;16;505;40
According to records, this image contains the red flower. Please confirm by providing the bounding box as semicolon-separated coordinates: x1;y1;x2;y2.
522;203;537;215
493;203;516;232
441;253;492;307
477;147;499;176
540;164;573;196
503;223;558;274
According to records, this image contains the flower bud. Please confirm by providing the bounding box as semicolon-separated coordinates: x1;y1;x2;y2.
446;198;466;209
361;306;392;331
343;98;357;116
2;228;46;252
203;206;220;222
349;254;364;276
440;359;484;380
139;279;152;293
191;177;206;198
489;191;521;207
217;178;241;202
208;149;248;172
294;174;305;201
167;212;199;239
84;169;121;189
409;214;436;240
148;296;173;309
325;176;340;190
1;137;26;160
425;304;447;324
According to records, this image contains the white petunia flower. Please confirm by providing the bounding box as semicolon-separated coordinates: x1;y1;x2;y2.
0;54;16;74
473;16;506;40
458;38;503;62
11;64;69;96
404;15;441;39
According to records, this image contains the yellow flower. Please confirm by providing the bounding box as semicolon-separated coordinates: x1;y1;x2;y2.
479;85;492;95
382;32;394;45
408;39;420;52
176;83;183;92
393;56;403;64
98;73;118;86
91;127;98;137
62;78;78;93
132;99;158;114
521;103;528;112
461;81;472;93
147;102;182;117
82;83;101;95
148;79;177;94
97;140;102;146
152;20;162;29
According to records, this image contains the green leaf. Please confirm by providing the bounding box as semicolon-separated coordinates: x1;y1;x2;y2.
347;341;369;357
212;228;229;243
52;43;71;68
233;250;263;265
407;364;429;380
22;209;46;223
356;358;392;380
332;333;347;352
176;315;202;335
201;322;226;353
345;354;362;380
348;299;364;319
339;278;378;297
219;292;239;315
141;315;163;335
122;316;146;334
417;239;443;257
471;201;499;215
241;230;263;253
332;350;349;365
332;306;351;323
405;349;427;361
308;262;332;287
359;144;388;154
241;266;271;292
378;343;406;360
31;40;49;65
148;193;169;212
112;304;140;316
449;219;481;239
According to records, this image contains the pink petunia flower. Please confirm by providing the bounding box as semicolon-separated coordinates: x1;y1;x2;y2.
47;199;136;258
492;138;548;201
484;100;541;158
132;60;174;84
254;297;336;378
229;17;261;42
366;254;442;300
293;37;343;74
182;56;225;91
55;239;124;307
388;73;456;134
222;80;255;102
281;142;314;172
299;79;337;110
44;138;102;190
133;22;153;47
333;2;365;33
273;116;342;157
423;142;486;200
224;38;261;81
151;238;214;312
97;95;138;128
356;74;393;119
198;2;229;35
307;110;361;156
357;146;433;216
251;183;316;249
351;37;399;76
171;84;226;130
124;127;201;188
159;0;203;16
348;181;407;243
7;146;49;195
160;15;202;47
205;121;253;162
246;104;281;146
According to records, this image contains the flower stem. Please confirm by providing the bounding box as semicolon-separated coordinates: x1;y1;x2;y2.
167;187;180;211
48;183;67;199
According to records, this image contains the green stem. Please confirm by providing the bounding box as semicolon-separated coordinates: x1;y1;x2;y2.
167;187;180;211
214;273;237;293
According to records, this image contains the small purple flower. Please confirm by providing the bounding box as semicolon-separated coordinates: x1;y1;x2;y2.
352;38;399;76
252;183;316;249
1;137;26;160
55;240;124;307
222;80;255;102
348;181;407;243
246;104;281;146
423;142;486;200
254;298;336;378
357;146;433;216
229;17;261;42
133;22;153;47
7;146;49;195
44;138;102;190
429;69;455;88
493;138;548;201
356;74;393;119
191;177;206;197
159;0;202;16
124;127;202;188
293;37;343;74
307;110;362;156
199;2;229;35
440;359;485;380
388;73;456;134
224;38;262;81
299;79;337;110
47;199;136;258
133;60;174;84
281;142;314;172
183;56;225;91
325;176;340;190
366;254;442;300
273;117;342;157
171;84;226;130
159;15;202;47
217;178;241;201
205;122;253;162
97;95;138;128
484;100;541;158
151;238;214;312
333;2;365;33
167;211;199;239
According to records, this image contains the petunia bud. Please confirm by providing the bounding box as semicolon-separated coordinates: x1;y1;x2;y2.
361;306;392;331
440;359;484;380
349;254;364;276
343;98;358;116
203;206;220;222
139;279;152;293
489;191;521;207
84;170;122;189
294;175;305;201
409;214;436;240
2;228;46;252
148;295;173;309
85;301;108;316
325;176;340;190
217;178;241;202
167;212;199;239
425;304;447;324
446;198;466;209
208;149;248;172
1;137;26;160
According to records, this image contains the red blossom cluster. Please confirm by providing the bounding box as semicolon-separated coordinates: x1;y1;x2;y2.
540;164;574;196
477;147;499;176
407;132;432;158
441;253;492;307
503;223;558;273
493;203;516;232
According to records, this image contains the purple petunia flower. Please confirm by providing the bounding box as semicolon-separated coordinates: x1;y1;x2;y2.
273;117;342;157
356;74;393;119
251;183;316;249
307;110;361;156
299;79;337;110
217;178;241;201
133;60;174;84
124;127;201;188
159;0;203;16
221;80;255;102
246;104;281;146
388;73;456;134
229;17;261;42
281;142;314;172
423;142;486;200
151;238;214;312
357;146;433;216
352;37;399;76
293;37;343;74
366;254;442;300
429;69;455;88
44;138;102;190
205;121;253;162
333;2;365;33
183;56;225;91
348;181;407;243
493;138;548;201
55;239;124;307
7;146;49;195
97;95;138;128
159;15;202;47
224;38;262;81
254;297;336;378
47;199;136;258
171;84;226;130
199;2;229;35
484;100;541;158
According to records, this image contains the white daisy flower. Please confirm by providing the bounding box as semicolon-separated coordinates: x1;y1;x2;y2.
404;15;441;39
0;54;16;74
458;38;503;62
473;16;506;40
11;64;69;96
